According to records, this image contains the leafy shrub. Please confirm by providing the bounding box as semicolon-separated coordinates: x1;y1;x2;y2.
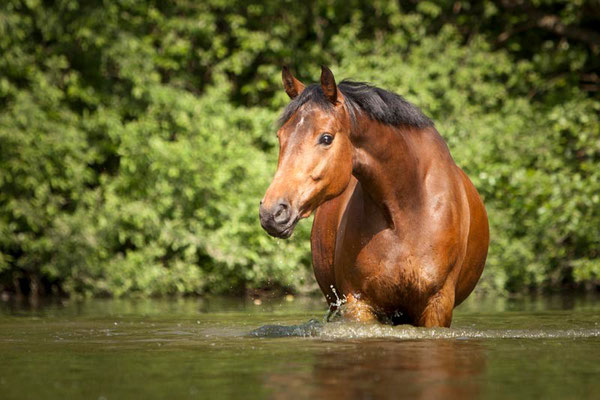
0;0;598;296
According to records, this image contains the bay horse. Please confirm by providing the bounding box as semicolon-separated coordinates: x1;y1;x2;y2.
259;66;489;327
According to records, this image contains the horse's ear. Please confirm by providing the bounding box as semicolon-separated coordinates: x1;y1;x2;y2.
282;66;305;99
320;65;337;104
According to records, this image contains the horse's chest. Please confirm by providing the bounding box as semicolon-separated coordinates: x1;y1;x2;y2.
333;208;432;311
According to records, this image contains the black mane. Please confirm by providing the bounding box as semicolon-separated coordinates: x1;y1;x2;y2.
278;80;433;129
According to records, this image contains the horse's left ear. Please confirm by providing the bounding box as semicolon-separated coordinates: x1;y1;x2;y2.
320;65;338;104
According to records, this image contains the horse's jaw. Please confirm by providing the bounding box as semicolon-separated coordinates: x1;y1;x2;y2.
262;215;300;239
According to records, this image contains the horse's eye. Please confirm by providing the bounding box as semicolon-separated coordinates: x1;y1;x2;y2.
318;133;334;146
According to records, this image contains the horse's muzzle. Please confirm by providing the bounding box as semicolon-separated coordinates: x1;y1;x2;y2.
259;199;298;238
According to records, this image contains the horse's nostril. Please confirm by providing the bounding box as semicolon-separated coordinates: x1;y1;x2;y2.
273;201;291;224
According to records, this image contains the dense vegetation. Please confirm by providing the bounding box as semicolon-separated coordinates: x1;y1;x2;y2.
1;0;599;297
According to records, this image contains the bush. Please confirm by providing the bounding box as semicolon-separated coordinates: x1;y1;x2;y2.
0;0;598;296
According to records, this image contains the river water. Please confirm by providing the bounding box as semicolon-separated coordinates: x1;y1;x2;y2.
1;294;599;399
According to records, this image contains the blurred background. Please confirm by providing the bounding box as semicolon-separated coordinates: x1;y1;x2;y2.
0;0;598;299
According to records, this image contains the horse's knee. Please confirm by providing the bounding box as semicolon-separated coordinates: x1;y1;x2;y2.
340;294;377;323
417;291;454;327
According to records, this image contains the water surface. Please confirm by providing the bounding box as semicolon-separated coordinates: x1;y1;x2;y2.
1;295;599;399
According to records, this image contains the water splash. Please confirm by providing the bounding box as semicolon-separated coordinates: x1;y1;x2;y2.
248;319;323;338
248;319;600;340
325;285;347;322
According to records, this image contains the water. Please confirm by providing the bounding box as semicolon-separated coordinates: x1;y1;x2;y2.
1;295;599;399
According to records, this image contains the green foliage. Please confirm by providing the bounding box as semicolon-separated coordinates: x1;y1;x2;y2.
0;0;598;296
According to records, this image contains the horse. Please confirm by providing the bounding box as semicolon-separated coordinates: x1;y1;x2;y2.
259;66;489;327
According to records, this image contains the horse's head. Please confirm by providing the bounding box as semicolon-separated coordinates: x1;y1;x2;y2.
259;66;354;238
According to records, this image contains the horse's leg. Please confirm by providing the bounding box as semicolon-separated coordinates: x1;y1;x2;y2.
311;179;358;308
312;201;343;307
416;288;455;328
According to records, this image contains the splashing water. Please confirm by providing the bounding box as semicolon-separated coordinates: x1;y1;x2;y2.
324;285;347;322
249;299;600;340
248;318;600;340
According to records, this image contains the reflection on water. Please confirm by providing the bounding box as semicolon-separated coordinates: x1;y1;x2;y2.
0;294;599;400
265;340;486;400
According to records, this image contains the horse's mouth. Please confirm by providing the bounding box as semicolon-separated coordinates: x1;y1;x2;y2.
279;222;297;239
264;216;299;239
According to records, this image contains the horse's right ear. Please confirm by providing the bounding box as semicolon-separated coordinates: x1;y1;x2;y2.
282;66;305;99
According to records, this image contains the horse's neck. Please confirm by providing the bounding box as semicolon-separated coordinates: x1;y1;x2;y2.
351;121;425;229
